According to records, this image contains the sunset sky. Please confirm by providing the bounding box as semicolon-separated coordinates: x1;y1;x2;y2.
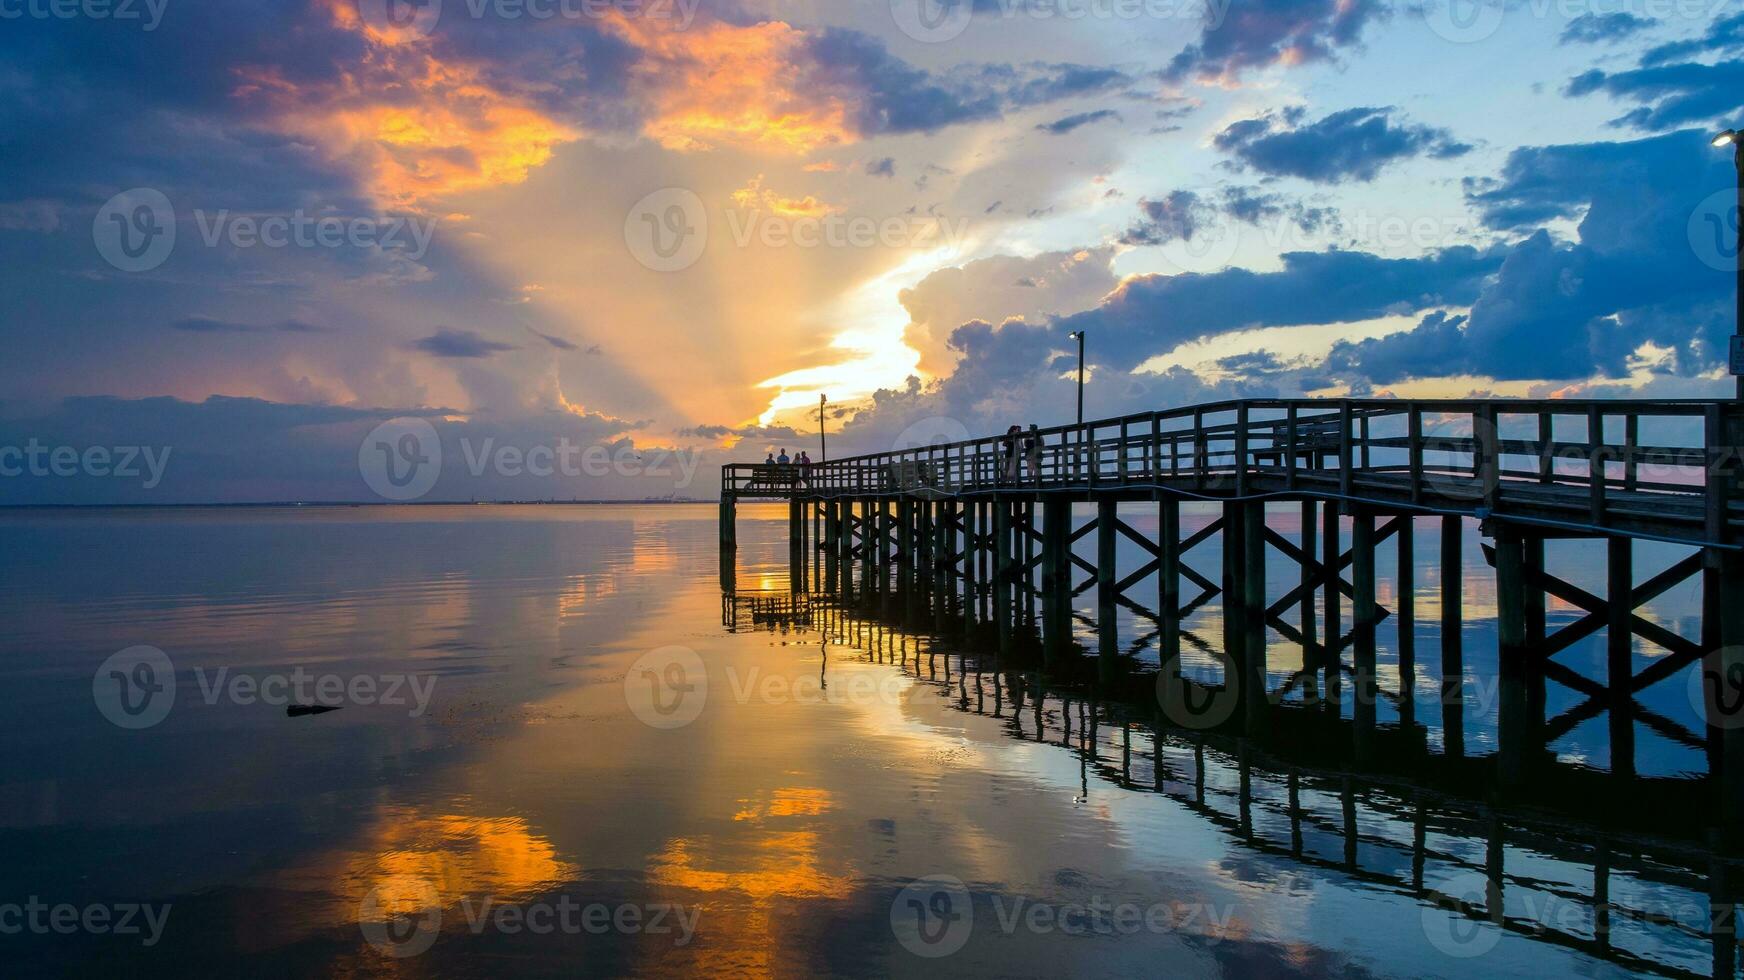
0;0;1739;501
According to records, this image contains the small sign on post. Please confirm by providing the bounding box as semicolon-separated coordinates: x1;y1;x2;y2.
1732;335;1744;376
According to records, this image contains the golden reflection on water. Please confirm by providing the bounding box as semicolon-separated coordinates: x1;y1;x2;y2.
649;786;855;976
275;804;577;928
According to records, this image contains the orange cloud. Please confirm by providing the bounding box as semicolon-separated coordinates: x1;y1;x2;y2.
603;16;854;155
730;175;838;217
237;3;577;209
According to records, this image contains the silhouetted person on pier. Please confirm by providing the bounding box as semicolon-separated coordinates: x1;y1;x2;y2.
1001;425;1021;482
765;452;776;464
1024;424;1041;483
777;449;790;464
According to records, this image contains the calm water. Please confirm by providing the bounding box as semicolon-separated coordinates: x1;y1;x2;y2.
0;504;1725;977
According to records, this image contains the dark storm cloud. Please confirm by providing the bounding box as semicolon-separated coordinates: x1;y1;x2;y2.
414;329;518;359
1162;0;1384;84
1213;107;1472;183
865;157;897;177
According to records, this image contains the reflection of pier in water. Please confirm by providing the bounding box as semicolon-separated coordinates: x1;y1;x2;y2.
720;399;1744;825
722;591;1741;979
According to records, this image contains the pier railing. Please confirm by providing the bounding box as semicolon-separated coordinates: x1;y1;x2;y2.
723;397;1744;546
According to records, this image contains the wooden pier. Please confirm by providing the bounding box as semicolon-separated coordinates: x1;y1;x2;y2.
719;397;1744;829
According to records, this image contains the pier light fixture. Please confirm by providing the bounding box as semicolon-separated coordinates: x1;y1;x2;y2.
1067;330;1086;426
1715;128;1743;399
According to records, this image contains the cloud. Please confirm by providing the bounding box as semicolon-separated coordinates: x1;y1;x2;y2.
1055;245;1502;371
171;316;328;334
1566;59;1744;132
1213;106;1471;183
528;328;579;351
0;393;686;504
898;248;1119;376
1120;186;1334;244
730;175;838;217
1324;130;1735;384
1559;12;1653;45
865;156;896;177
1639;12;1744;65
0;199;60;232
1036;109;1120;134
1120;191;1206;245
414;329;518;358
1564;15;1744;132
1163;0;1385;85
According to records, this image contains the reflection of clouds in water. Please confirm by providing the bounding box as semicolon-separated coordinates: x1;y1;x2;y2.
270;803;577;934
650;786;855;975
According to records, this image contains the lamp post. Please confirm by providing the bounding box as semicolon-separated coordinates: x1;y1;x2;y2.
1717;129;1743;400
1067;330;1086;426
818;393;828;462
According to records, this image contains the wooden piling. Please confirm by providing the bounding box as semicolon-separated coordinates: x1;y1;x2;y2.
1352;510;1377;763
1323;501;1342;706
1496;526;1531;788
1441;516;1465;759
1043;496;1071;664
1608;536;1635;780
1097;499;1118;685
995;499;1014;656
1242;501;1268;739
1158;498;1181;685
1397;516;1416;732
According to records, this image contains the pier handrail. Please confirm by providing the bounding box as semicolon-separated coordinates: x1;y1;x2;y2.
723;397;1744;547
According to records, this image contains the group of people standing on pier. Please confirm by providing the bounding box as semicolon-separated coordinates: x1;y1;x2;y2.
1000;423;1044;483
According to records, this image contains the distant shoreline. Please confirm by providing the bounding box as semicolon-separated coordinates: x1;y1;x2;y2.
0;499;722;509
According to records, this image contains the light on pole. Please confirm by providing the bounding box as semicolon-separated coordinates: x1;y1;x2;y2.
818;393;828;462
1716;128;1743;400
1067;330;1086;426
